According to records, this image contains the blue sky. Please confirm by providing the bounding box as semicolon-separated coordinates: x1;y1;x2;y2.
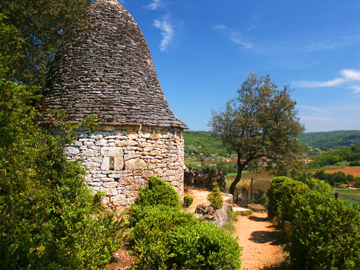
118;0;360;133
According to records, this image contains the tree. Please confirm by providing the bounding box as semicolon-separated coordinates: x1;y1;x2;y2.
209;72;305;195
0;0;91;88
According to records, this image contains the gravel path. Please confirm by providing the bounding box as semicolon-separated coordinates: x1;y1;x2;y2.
185;188;286;270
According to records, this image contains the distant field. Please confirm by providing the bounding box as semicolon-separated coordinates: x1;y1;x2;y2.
325;166;360;177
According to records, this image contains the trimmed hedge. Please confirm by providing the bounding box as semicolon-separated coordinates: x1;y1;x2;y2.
168;221;242;270
134;175;181;210
129;177;242;269
288;191;360;269
130;206;241;269
183;195;194;208
278;179;310;226
130;206;199;269
266;176;293;218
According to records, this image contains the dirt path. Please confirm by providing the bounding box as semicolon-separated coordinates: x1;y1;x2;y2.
109;188;286;270
185;188;286;270
232;212;285;269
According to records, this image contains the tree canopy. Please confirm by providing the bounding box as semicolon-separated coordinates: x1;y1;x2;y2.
0;0;91;88
209;72;305;195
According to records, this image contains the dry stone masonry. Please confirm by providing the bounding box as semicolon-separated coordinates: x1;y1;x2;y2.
39;0;187;208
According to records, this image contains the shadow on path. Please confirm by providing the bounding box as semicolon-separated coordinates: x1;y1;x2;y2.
249;230;284;246
248;215;268;222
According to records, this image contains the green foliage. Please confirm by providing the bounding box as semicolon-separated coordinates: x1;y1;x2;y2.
209;72;305;195
207;184;224;209
167;221;242;270
278;180;310;226
349;159;360;166
253;190;267;206
0;83;124;269
130;206;199;269
184;130;229;157
1;0;92;88
227;210;239;222
134;176;181;210
266;176;310;225
288;191;360;269
240;209;253;216
305;177;333;194
182;195;194;208
0;19;124;267
129;179;241;269
266;176;293;218
130;206;242;270
314;169;359;187
298;130;360;150
309;142;360;168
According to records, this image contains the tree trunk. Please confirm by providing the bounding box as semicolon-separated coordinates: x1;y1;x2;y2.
229;165;244;196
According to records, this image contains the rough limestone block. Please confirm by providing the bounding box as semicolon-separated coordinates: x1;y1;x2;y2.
128;133;138;140
64;146;80;155
101;157;109;170
101;147;123;157
141;170;153;179
115;140;127;147
125;158;147;170
114;157;124;170
83;149;97;156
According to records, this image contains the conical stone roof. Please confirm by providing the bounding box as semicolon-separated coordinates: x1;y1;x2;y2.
40;0;187;129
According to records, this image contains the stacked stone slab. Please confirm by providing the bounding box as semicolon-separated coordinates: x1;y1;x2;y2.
39;0;188;208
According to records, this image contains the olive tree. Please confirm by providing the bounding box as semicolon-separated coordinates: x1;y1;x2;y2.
209;72;305;195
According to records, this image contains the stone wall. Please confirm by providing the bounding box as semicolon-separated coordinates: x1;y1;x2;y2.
184;167;226;192
49;125;185;208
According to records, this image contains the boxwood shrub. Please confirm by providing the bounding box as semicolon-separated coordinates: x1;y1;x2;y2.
278;179;310;225
130;206;242;270
168;221;242;270
288;191;360;269
134;175;181;210
129;177;242;269
182;195;194;208
130;206;199;269
266;176;294;218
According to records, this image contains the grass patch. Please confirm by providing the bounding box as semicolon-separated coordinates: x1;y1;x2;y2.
223;210;239;233
239;209;253;216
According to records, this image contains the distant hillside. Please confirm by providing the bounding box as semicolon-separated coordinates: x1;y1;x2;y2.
297;130;360;149
185;130;360;156
184;131;228;156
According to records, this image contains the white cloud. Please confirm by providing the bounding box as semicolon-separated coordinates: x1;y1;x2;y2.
350;86;360;93
144;0;164;10
154;14;174;51
297;105;329;113
213;24;253;49
293;69;360;93
246;24;257;32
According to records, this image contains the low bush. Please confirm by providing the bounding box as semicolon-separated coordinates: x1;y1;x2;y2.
278;179;310;226
349;159;360;166
253;190;267;206
168;221;242;270
130;206;199;269
129;178;242;270
182;195;194;208
266;176;293;218
207;183;224;209
288;191;360;269
134;176;181;210
130;206;241;270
